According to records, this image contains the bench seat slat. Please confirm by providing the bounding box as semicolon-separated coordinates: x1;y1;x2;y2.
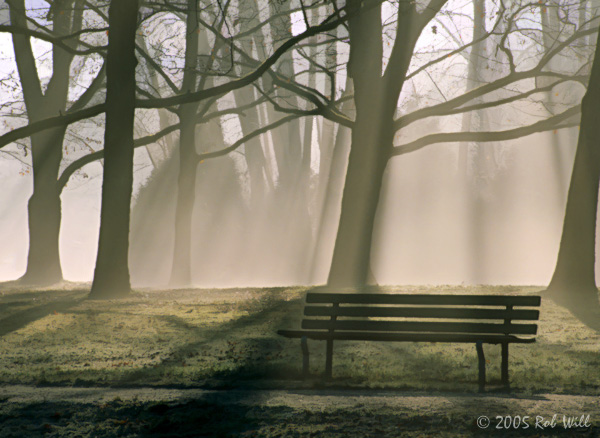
306;293;541;307
304;306;539;320
277;329;536;344
301;319;538;335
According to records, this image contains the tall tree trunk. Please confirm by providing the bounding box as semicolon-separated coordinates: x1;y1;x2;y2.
169;0;201;287
264;0;302;191
460;0;487;283
458;0;485;176
327;0;442;288
136;33;177;166
24;127;66;285
316;13;339;219
296;66;316;281
546;28;600;312
326;109;393;287
540;0;568;206
234;83;269;208
90;0;139;299
9;0;79;286
234;0;269;209
253;0;312;283
169;106;199;287
327;0;388;288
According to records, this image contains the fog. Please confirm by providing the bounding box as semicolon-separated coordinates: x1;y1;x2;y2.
138;125;594;287
1;124;592;287
374;130;580;285
0;0;597;289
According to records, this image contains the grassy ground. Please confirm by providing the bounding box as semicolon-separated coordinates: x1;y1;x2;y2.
2;387;598;437
0;284;598;436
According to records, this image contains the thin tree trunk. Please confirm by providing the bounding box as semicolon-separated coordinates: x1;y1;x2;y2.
309;80;353;283
540;0;568;206
316;3;338;211
460;0;486;283
317;116;337;212
296;55;316;281
255;0;311;282
136;33;177;166
263;0;303;193
458;0;485;176
90;0;139;299
169;0;201;287
169;107;198;287
234;83;269;208
234;3;268;209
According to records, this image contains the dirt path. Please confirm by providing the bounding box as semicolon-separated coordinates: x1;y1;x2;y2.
1;385;598;437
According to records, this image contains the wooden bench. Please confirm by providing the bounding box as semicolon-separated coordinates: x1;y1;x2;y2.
277;292;541;391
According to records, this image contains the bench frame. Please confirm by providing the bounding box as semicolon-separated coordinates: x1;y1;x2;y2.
278;292;541;392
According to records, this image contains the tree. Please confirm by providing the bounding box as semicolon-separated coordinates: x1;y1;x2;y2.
233;0;271;211
7;0;91;286
89;0;139;299
545;26;600;321
89;0;349;294
168;0;203;287
0;0;593;294
133;0;346;287
327;0;446;288
325;0;592;289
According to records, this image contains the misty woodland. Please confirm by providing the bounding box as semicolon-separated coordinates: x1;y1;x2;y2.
0;0;600;435
1;0;599;304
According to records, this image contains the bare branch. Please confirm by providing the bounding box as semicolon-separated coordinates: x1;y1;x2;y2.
0;25;107;56
395;73;586;131
195;114;300;162
57;93;270;189
0;2;355;150
391;105;581;157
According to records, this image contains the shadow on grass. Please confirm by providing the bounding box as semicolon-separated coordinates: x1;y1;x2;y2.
107;292;527;392
1;395;596;437
0;290;87;337
2;287;597;397
101;291;598;394
109;291;305;387
0;397;264;437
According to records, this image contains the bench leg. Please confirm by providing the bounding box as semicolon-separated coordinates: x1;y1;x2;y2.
501;342;509;390
476;341;486;393
301;336;309;378
325;338;333;379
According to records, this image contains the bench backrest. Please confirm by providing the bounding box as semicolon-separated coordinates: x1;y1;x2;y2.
302;293;541;336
